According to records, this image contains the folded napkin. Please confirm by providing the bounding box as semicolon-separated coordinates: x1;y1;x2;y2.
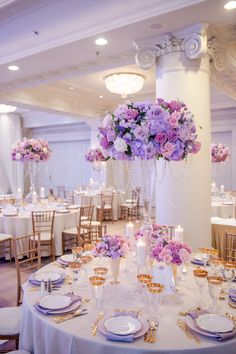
105;311;138;342
229;288;236;302
34;293;81;315
187;310;236;341
191;259;206;266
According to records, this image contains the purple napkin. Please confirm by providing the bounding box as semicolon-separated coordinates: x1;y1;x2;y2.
105;311;138;342
229;288;236;302
187;310;236;341
34;293;81;315
191;259;208;266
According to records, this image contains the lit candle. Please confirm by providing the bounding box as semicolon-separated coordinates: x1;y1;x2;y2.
32;191;38;204
174;225;184;241
125;222;134;238
220;185;224;193
40;187;45;198
136;238;147;266
211;182;216;193
17;188;22;198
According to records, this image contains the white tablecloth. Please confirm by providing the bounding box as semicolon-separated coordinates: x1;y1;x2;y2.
211;202;235;218
74;192;123;220
0;210;79;256
19;260;236;354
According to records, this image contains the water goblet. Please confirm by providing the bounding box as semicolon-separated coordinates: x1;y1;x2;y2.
94;267;108;279
199;248;210;269
193;269;208;306
69;261;82;290
89;276;105;309
222;262;236;292
209;257;223;276
207;276;223;313
137;274;153;305
147;282;164;322
72;246;83;262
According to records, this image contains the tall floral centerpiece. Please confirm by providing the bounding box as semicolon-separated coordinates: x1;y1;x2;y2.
93;234;130;284
85;147;107;172
211;143;230;163
11;137;51;197
98;99;201;226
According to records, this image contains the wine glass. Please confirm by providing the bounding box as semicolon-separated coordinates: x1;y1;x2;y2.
147;282;164;322
137;274;152;305
222;262;236;292
89;276;105;309
207;276;223;313
94;267;108;279
193;269;208;306
69;261;82;293
209;257;223;276
72;246;83;262
199;248;210;269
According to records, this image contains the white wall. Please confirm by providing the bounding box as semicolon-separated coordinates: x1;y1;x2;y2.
211;109;236;191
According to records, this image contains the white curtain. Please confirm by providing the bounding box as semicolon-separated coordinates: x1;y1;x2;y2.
0;113;23;194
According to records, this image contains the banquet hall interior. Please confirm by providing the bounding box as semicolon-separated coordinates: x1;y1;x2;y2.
0;0;236;353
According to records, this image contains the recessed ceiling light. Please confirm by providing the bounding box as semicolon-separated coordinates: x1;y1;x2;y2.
224;1;236;9
95;37;108;46
8;65;19;71
69;86;74;90
0;104;17;113
99;95;103;99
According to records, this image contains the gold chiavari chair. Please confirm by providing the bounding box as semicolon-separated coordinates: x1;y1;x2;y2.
121;188;140;220
61;205;94;251
31;210;55;260
0;233;41;352
0;233;12;263
78;224;107;246
96;192;114;222
65;191;75;205
224;232;236;262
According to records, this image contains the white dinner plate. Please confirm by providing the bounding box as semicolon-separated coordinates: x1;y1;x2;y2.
60;254;74;262
56;209;70;214
104;316;142;335
66;205;80;209
193;253;203;261
196;314;234;333
40;295;72;310
34;271;62;282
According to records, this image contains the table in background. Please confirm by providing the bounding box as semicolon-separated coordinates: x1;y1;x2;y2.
20;260;236;354
211;217;236;258
0;210;79;256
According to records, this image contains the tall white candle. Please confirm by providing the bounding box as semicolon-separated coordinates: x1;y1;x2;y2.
174;225;184;241
125;222;134;238
40;187;45;198
220;185;224;193
32;191;38;204
136;238;147;266
17;188;22;198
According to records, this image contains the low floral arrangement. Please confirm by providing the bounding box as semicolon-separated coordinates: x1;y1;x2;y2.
98;99;201;161
135;223;168;240
211;143;230;163
151;238;192;265
11;137;51;162
93;234;130;259
85;147;106;162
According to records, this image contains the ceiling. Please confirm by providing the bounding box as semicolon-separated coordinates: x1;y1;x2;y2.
0;0;235;122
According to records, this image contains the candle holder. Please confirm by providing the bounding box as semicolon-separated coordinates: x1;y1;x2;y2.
89;276;105;309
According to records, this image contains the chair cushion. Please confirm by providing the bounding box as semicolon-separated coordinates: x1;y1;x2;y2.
0;233;12;241
96;205;112;209
0;307;21;335
32;232;53;241
91;221;102;226
62;227;77;235
81;216;89;221
7;351;31;354
121;203;137;208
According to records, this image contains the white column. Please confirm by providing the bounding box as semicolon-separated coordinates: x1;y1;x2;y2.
135;26;212;250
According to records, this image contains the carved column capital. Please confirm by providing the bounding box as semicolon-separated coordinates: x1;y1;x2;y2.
135;30;208;69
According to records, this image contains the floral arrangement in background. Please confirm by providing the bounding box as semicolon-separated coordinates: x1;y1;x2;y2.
151;238;192;265
11;137;51;162
84;147;106;162
135;223;168;240
93;234;130;259
98;99;201;161
211;143;230;163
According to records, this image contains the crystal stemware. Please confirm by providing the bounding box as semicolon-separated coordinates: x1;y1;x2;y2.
209;257;223;276
69;261;82;291
193;269;208;306
222;262;236;292
89;276;105;309
147;282;164;322
207;276;223;313
72;246;83;262
94;267;108;279
137;274;152;304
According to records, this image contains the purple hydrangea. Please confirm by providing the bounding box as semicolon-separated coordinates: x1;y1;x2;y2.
93;234;130;259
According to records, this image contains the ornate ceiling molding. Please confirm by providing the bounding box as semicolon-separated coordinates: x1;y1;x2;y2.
0;49;135;94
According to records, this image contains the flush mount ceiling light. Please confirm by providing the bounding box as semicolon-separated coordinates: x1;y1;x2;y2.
0;104;17;113
95;37;108;46
104;73;145;98
224;1;236;9
8;65;19;71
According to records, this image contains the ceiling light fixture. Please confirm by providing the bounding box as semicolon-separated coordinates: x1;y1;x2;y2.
99;95;103;99
0;104;17;113
224;1;236;9
95;37;108;46
8;65;19;71
104;73;145;98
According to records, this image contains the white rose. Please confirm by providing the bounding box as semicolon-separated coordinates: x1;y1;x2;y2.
42;147;48;153
16;153;22;160
114;137;127;152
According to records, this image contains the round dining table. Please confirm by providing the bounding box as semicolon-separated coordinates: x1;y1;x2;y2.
19;257;236;354
0;209;80;256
